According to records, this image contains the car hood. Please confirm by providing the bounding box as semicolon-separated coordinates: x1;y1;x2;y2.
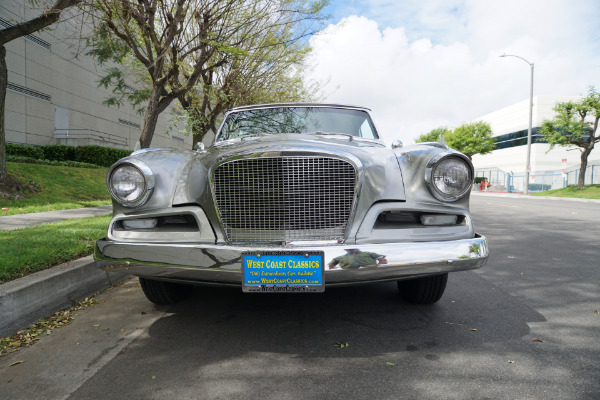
201;134;406;203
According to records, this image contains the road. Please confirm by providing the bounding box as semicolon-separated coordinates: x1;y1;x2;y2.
1;196;599;399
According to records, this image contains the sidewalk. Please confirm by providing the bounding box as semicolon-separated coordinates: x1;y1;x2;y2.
0;205;128;338
471;191;600;203
0;205;112;231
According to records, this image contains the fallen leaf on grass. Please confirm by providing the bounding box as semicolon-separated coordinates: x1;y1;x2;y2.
469;328;478;331
385;362;395;366
9;360;25;367
531;338;543;343
335;342;350;349
152;376;156;380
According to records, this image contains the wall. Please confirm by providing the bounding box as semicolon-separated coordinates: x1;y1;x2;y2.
1;0;192;150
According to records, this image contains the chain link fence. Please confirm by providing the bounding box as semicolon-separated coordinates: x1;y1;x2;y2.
474;161;600;193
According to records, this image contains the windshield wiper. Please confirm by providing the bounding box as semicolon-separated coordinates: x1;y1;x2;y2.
313;131;354;141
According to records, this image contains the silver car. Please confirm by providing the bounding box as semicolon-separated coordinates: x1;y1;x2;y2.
94;103;488;305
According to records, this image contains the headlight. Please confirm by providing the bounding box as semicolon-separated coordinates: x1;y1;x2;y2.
107;159;155;207
425;153;473;202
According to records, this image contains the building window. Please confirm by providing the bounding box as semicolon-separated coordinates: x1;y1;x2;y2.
493;128;546;150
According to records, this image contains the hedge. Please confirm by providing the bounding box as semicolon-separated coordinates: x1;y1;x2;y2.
6;144;131;167
73;145;132;167
7;155;103;168
6;143;44;159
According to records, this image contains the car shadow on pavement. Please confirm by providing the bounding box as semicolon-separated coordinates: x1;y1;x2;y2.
69;271;584;400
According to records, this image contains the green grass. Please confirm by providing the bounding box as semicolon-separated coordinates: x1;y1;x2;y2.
2;162;111;215
531;184;600;199
0;215;112;283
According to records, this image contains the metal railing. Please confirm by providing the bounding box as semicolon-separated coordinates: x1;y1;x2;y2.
54;129;128;147
475;161;600;193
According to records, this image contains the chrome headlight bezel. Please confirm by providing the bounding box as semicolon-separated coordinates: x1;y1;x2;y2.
107;159;155;208
424;151;473;202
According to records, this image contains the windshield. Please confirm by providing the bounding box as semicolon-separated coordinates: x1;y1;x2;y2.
217;107;378;141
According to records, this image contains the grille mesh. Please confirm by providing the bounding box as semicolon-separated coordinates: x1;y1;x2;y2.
213;157;356;243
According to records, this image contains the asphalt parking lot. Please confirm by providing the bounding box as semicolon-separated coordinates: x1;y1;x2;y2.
1;195;599;400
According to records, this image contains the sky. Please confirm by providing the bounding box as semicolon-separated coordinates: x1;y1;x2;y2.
307;0;600;145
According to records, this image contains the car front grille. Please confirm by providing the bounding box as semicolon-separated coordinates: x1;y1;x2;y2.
213;156;357;244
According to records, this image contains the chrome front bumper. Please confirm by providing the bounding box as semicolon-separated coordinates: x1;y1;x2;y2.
94;235;488;287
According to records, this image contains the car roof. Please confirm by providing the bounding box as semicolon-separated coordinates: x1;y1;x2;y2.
227;103;372;112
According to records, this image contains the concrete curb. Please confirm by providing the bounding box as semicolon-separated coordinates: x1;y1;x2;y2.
0;256;129;338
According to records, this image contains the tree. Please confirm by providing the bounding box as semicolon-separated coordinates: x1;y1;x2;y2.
0;0;82;182
178;22;323;145
415;127;450;143
88;0;328;149
540;87;600;189
415;122;494;160
446;121;494;160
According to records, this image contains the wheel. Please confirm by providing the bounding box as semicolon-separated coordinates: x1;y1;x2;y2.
397;273;448;304
139;277;193;305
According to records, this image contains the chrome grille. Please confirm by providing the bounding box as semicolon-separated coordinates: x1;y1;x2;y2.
213;157;357;243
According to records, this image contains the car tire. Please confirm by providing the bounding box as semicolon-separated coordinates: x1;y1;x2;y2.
397;273;448;304
139;277;193;305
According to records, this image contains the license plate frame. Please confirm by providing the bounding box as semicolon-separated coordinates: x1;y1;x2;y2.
242;250;325;293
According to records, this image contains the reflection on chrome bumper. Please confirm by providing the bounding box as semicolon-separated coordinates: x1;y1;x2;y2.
94;235;488;286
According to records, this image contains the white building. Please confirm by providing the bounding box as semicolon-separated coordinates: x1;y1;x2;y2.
471;95;600;190
2;1;191;150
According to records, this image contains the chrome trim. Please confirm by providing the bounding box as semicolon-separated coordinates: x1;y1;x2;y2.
194;142;206;152
228;102;372;112
94;235;488;286
211;155;359;244
424;151;473;202
391;140;403;149
108;206;216;243
106;158;155;208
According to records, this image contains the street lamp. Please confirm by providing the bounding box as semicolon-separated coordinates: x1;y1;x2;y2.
500;53;534;195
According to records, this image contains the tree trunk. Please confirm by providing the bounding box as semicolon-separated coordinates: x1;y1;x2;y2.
0;46;7;181
139;86;163;149
577;147;591;189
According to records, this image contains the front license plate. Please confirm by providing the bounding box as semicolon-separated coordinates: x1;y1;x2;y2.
242;251;325;293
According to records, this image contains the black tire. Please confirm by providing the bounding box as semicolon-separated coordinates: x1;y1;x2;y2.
397;273;448;305
139;277;193;305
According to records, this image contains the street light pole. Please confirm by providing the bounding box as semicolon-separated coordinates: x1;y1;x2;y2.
500;53;534;195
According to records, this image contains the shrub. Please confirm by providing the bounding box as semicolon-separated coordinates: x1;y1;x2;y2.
6;143;44;159
7;155;103;168
74;145;132;167
474;177;487;184
40;145;77;162
6;144;132;167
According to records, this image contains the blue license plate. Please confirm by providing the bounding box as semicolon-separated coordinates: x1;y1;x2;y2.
242;251;325;293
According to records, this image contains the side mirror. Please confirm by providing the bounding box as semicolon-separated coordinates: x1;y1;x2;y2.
391;140;403;149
